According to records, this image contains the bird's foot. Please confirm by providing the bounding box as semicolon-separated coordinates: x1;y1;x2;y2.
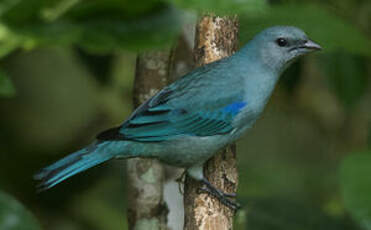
197;179;241;211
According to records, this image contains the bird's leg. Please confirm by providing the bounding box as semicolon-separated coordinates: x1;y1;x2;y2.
186;164;240;211
198;178;241;211
175;170;187;184
175;170;187;195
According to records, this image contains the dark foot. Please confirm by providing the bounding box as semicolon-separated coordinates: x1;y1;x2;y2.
197;178;241;211
201;178;238;198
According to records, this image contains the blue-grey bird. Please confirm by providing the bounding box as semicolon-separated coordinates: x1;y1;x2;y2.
35;26;321;209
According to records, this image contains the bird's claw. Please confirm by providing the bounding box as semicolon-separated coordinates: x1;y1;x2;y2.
222;191;237;198
197;183;241;211
200;186;237;198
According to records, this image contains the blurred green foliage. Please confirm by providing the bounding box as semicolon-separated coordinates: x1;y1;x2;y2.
0;69;15;97
244;198;360;230
319;53;368;109
168;0;268;15
240;3;371;56
0;0;370;229
0;1;183;54
0;191;41;230
340;152;371;230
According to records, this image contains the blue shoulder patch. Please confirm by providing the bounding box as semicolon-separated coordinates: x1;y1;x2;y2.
222;102;247;115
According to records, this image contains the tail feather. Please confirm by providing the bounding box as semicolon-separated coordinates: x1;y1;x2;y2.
34;141;119;191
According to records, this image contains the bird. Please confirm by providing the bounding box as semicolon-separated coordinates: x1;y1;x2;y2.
34;26;321;210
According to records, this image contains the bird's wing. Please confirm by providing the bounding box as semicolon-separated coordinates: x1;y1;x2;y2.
97;60;246;142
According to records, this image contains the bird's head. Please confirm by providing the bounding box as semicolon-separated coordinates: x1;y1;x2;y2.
247;26;321;74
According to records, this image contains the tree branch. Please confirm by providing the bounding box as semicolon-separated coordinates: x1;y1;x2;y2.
184;15;240;230
127;50;172;230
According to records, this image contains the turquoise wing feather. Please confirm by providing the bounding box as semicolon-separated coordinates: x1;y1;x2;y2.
97;59;246;142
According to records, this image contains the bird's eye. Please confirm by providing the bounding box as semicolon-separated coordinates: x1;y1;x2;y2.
276;38;288;47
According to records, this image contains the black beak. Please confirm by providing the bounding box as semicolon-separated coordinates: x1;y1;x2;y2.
303;40;322;51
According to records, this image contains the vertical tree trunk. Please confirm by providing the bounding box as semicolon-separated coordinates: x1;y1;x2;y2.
165;25;196;230
127;50;171;230
184;15;240;230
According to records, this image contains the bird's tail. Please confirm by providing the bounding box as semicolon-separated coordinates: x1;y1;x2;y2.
34;141;125;191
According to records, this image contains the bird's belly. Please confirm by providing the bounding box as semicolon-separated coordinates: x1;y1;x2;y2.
153;135;230;168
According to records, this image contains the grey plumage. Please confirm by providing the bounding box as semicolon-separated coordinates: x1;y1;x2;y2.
35;26;321;209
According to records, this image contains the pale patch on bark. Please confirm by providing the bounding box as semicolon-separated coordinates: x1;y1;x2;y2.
134;218;160;230
194;15;239;65
138;88;160;105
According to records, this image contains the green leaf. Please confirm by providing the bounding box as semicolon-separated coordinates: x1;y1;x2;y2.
0;70;15;97
0;191;42;230
167;0;267;15
0;0;61;24
340;152;371;229
240;3;371;56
